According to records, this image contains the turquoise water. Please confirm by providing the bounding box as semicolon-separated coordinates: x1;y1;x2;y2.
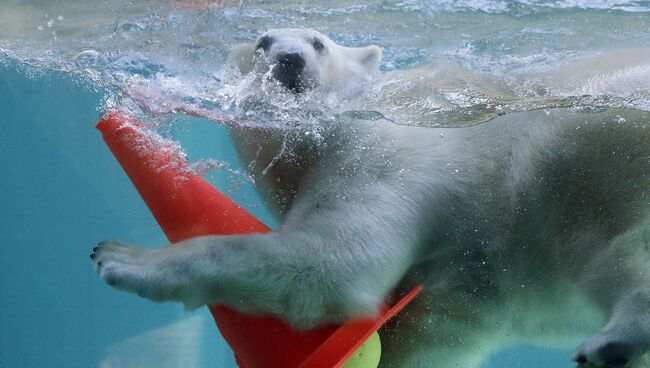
0;59;277;367
0;61;243;367
2;1;650;367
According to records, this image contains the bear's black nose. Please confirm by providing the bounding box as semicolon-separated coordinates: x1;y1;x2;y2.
276;52;305;72
272;52;306;92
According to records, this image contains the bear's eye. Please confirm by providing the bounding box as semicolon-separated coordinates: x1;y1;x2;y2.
256;36;274;52
311;38;325;52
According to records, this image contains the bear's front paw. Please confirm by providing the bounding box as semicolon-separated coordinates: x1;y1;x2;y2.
91;241;174;302
572;326;649;367
90;241;209;308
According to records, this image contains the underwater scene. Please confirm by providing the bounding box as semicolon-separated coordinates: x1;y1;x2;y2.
2;0;650;367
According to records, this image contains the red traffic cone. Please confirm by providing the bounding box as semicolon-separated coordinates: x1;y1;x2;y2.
97;111;421;368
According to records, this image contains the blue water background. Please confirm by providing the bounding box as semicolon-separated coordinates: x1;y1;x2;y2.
0;61;267;367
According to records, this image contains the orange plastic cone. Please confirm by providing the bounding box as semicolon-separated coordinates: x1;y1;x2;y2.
96;111;421;368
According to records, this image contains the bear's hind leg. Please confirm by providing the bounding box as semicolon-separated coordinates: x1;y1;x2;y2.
571;230;650;367
572;289;650;367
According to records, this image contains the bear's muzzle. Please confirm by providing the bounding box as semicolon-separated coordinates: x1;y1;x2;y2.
272;52;308;93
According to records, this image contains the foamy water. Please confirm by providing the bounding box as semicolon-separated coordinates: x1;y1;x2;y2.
2;0;650;131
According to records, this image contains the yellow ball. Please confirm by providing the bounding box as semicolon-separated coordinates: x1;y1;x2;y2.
341;331;382;368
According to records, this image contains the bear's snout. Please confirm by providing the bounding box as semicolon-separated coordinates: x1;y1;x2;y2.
272;52;308;93
277;52;306;71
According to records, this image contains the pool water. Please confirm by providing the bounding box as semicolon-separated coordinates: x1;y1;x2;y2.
0;60;255;368
1;1;649;367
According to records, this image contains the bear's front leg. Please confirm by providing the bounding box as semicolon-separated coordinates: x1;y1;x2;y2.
92;177;424;329
91;235;310;313
92;220;418;329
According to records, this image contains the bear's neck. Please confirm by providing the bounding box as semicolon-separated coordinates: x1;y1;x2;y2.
227;125;312;219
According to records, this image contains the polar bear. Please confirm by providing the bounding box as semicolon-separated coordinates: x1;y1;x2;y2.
92;29;650;367
228;28;382;93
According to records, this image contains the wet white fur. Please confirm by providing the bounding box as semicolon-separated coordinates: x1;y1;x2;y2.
94;30;650;367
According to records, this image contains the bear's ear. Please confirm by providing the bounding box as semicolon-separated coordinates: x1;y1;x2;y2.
228;43;257;74
352;45;382;72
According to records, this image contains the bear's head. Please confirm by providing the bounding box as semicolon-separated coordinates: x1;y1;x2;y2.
229;28;382;93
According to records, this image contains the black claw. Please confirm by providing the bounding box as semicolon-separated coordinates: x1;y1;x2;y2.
93;246;99;252
97;261;103;267
573;354;587;364
90;253;96;260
